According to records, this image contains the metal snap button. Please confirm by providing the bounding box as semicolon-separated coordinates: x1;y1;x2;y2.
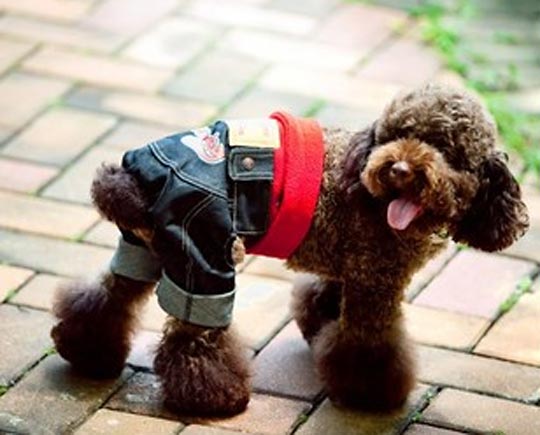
241;156;255;171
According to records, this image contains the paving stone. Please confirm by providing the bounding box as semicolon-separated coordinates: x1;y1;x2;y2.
0;0;92;22
42;146;123;204
413;250;536;319
84;220;120;248
242;256;297;282
0;229;113;277
97;90;217;128
222;88;315;119
234;273;292;350
406;243;457;300
260;65;402;111
504;186;540;262
0;191;99;238
141;293;167;332
186;0;316;35
3;107;116;166
23;47;172;93
0;264;34;302
404;424;465;435
403;303;490;350
0;16;124;54
253;321;323;400
84;0;177;37
164;48;265;105
316;3;407;49
10;273;68;310
268;0;340;17
296;385;429;435
315;104;378;131
181;425;256;435
418;345;540;401
475;286;540;366
109;373;308;435
0;37;34;74
100;121;173;151
0;72;71;130
0;304;53;385
74;409;181;434
0;355;131;435
357;36;441;85
127;330;161;370
123;17;218;69
422;388;540;434
220;29;362;72
509;88;540;114
0;157;57;193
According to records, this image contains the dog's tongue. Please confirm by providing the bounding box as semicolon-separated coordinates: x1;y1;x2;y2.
387;198;423;230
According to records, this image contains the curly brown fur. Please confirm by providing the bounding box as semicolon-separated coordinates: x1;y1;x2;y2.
288;84;528;411
154;318;250;416
91;163;150;230
51;273;154;378
291;275;341;343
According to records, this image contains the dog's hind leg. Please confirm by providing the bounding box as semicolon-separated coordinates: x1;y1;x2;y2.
51;272;155;378
154;317;251;416
291;274;342;343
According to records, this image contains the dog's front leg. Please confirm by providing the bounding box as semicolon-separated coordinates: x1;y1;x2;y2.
311;279;415;411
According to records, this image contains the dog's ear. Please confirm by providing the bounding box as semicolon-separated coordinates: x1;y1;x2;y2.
452;154;529;252
339;122;377;197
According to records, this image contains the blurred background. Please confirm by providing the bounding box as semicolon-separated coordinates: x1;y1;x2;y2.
0;1;539;434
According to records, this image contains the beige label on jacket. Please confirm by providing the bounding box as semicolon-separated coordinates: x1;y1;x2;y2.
226;119;281;149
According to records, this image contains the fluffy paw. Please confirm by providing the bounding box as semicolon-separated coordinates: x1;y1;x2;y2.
154;320;251;416
312;321;415;411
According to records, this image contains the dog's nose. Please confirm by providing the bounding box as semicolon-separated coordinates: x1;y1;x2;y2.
389;161;411;179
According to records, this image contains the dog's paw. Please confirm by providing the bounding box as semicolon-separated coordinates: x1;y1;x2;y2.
154;320;250;416
51;279;137;378
312;321;415;411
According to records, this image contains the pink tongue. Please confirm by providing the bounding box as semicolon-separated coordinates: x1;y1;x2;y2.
387;198;423;230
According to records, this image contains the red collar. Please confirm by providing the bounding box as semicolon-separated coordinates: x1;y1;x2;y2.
247;111;324;259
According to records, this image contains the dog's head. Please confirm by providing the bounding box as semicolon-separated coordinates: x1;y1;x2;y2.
340;84;529;252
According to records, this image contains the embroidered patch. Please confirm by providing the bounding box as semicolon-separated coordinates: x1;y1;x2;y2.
181;128;225;164
226;119;281;149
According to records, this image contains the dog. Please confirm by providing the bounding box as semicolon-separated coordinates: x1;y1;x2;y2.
51;84;528;416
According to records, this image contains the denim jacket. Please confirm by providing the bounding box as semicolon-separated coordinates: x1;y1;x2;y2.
111;120;275;327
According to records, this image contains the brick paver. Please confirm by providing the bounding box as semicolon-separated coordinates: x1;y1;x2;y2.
0;264;34;302
0;304;53;385
253;321;323;400
296;385;430;435
403;303;490;350
3;107;116;166
418;345;540;400
1;0;539;433
0;356;131;435
74;409;182;435
413;250;537;319
423;388;540;434
475;283;540;365
23;47;172;93
0;157;58;193
9;273;68;310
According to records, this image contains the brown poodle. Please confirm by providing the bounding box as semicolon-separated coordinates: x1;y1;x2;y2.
51;84;528;416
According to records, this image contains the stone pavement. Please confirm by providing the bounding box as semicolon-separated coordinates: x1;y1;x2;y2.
0;0;539;434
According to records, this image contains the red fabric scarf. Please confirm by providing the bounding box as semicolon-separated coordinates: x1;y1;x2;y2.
247;111;324;259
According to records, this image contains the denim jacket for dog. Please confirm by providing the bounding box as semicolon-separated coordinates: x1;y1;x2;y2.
109;112;324;328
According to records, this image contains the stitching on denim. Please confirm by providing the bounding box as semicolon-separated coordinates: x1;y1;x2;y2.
149;142;227;199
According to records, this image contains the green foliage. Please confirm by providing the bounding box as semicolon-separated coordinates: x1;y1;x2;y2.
498;276;534;315
0;385;8;397
409;1;540;180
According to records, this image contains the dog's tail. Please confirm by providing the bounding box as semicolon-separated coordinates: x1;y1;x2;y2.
91;163;149;230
